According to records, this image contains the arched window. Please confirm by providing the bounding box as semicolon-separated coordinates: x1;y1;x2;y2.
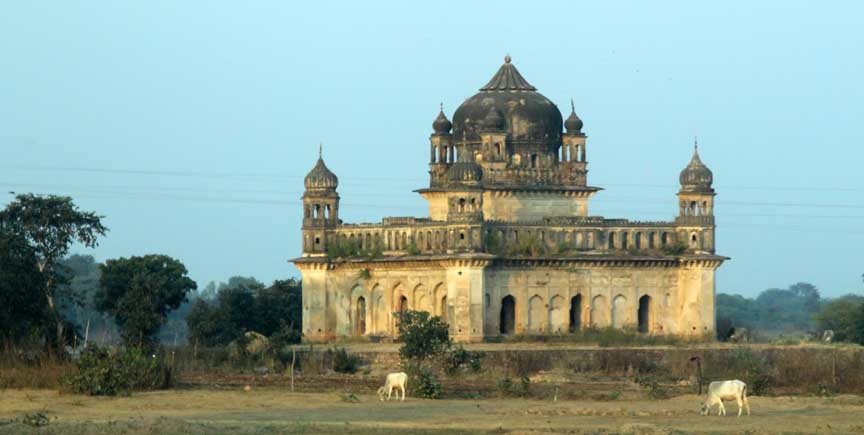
661;232;668;246
495;143;502;157
635;232;642;250
313;204;320;219
399;295;408;313
531;154;538;168
648;232;655;249
458;198;466;212
608;232;616;250
426;231;432;250
324;204;330;219
622;232;629;250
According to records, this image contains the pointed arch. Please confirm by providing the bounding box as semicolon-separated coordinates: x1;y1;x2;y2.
528;295;545;333
548;295;566;333
612;294;628;329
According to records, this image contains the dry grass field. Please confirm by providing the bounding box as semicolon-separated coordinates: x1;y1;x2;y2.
2;388;864;434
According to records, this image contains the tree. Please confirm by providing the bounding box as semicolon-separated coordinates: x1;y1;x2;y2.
814;295;864;343
394;310;451;362
0;193;107;344
0;230;51;343
251;278;302;336
56;254;119;344
96;255;196;347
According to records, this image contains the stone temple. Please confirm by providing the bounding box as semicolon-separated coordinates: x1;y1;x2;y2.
292;56;726;342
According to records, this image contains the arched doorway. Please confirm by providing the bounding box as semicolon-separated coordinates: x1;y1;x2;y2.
569;294;582;332
399;295;408;313
500;296;515;335
355;297;366;336
440;295;447;322
638;295;651;333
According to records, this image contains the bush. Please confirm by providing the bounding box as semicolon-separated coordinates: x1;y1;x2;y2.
411;368;442;399
634;374;667;399
64;344;172;396
729;348;772;395
329;347;361;374
662;242;688;256
442;345;484;375
497;375;531;397
395;311;451;362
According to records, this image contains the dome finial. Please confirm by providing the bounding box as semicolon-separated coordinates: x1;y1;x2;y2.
694;136;698;151
570;98;575;114
504;54;511;64
439;101;443;112
318;142;322;158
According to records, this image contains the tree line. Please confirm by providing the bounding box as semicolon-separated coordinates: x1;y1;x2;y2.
717;281;864;343
0;193;301;351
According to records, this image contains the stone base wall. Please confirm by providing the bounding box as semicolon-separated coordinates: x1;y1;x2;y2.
297;259;717;343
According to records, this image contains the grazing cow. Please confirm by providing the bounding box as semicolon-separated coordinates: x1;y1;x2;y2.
728;328;749;343
377;372;408;401
700;380;751;417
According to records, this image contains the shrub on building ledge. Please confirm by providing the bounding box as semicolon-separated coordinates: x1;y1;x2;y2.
662;242;688;256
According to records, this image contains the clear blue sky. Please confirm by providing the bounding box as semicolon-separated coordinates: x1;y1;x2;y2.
2;1;862;297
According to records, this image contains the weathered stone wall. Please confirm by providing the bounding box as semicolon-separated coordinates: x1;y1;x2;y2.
297;259;718;342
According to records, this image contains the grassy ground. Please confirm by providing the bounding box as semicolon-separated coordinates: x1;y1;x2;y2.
2;388;864;434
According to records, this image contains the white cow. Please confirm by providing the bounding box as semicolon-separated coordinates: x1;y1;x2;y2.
377;372;408;401
700;380;751;417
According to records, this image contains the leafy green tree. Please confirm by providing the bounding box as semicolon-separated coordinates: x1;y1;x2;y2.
395;310;451;362
56;254;119;344
251;278;302;336
96;255;196;347
814;295;864;343
0;230;51;343
185;278;302;347
0;194;107;344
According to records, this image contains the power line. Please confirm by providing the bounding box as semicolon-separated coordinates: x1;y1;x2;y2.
4;164;864;193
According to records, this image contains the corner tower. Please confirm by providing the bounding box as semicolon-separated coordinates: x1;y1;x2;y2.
676;140;715;253
302;146;339;256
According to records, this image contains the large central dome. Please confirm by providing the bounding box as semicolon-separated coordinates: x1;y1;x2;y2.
452;56;563;143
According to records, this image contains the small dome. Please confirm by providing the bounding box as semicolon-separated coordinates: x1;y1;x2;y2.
432;105;452;134
679;145;713;192
304;149;338;191
564;100;583;134
446;162;483;184
482;106;505;131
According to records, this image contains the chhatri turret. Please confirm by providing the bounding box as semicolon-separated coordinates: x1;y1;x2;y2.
676;138;716;252
302;145;340;256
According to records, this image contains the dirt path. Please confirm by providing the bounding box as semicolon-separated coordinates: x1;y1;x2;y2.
2;389;863;434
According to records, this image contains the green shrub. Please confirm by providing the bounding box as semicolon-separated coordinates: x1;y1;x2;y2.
411;368;442;399
329;347;361;374
496;375;530;397
442;345;484;375
395;311;451;362
662;242;688;256
634;374;667;399
64;344;172;396
729;348;772;395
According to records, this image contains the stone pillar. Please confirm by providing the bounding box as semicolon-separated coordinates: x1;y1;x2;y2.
443;258;490;342
297;261;329;342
